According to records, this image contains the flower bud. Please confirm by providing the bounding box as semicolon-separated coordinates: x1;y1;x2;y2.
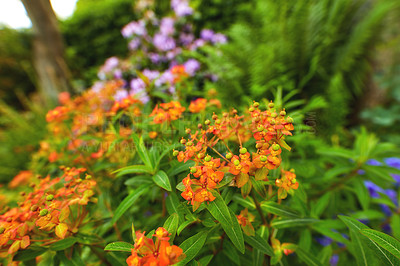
186;141;193;146
280;110;286;116
253;102;260;108
215;119;221;124
212;114;218;120
190;167;197;174
271;112;277;118
240;148;247;154
270;119;276;125
272;144;280;151
46;195;54;201
223;112;229;117
260;155;268;162
256;143;263;149
204;155;212;162
198;123;203;129
226;153;233;159
180;138;187;145
30;205;38;212
268;102;275;109
197;153;205;159
287;117;293;123
204;119;211;125
0;227;4;234
185;128;191;134
233;160;240;166
257;125;264;132
39;209;49;216
249;107;255;112
292;178;297;183
85;175;92;180
173;150;179;156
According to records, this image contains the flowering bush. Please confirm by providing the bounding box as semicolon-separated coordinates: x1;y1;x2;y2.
1;0;400;265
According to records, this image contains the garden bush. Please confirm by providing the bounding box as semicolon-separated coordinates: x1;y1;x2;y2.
1;0;400;265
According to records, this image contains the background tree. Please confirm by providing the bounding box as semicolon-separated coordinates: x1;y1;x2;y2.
21;0;72;107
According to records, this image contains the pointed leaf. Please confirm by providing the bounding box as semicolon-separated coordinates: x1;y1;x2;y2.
244;233;274;256
163;213;179;241
153;170;172;191
360;229;400;259
104;241;135;252
177;231;208;265
261;201;300;218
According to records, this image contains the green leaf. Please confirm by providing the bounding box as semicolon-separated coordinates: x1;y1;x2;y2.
311;192;332;218
168;161;195;177
351;179;370;211
244;233;274;256
104;241;135;252
271;218;318;229
316;147;354;159
261;201;300;218
391;214;400;240
163;213;179;241
223;240;240;265
232;194;256;210
296;247;323;266
363;165;394;182
198;254;213;266
360;229;400;259
113;165;153;177
339;215;394;266
177;231;208;265
177;220;196;235
206;193;245;253
132;133;153;170
153;170;172;191
111;184;150;224
49;237;77;251
14;247;47;261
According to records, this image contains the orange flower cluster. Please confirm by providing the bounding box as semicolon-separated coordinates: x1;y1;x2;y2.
46;106;69;123
236;208;255;236
110;95;142;115
126;227;185;266
174;101;297;206
275;169;298;199
8;171;33;189
150;101;185;124
188;98;222;113
0;167;96;258
171;65;188;83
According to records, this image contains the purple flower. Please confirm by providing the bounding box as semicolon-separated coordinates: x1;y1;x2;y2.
315;236;333;246
386;189;398;205
391;174;400;183
128;39;141;50
357;169;366;175
90;81;104;93
385;157;400;169
330;255;339;266
366;159;382;166
121;20;147;38
364;180;384;198
155;71;174;87
160;17;175;35
100;57;119;74
180;33;195;45
153;34;176;51
114;69;123;79
149;53;161;64
130;78;146;93
114;89;129;101
171;0;193;17
380;204;392;217
382;223;392;234
130;78;150;103
212;33;228;44
184;59;200;76
200;29;215;41
142;69;160;81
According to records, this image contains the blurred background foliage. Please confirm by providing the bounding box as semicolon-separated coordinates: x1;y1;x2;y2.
0;0;399;182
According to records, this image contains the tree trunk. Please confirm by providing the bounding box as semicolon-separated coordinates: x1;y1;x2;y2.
21;0;72;107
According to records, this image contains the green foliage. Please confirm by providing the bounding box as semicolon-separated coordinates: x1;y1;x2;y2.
206;0;398;135
0;98;47;182
61;0;135;88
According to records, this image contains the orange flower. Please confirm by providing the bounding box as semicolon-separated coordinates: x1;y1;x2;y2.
275;169;299;199
9;171;33;188
188;98;207;113
171;65;188;83
150;101;185;124
126;227;185;266
149;131;158;139
236;209;255;236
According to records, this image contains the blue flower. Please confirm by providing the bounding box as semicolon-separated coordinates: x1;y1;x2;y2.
315;236;333;246
366;159;382;166
364;181;384;198
330;254;339;266
385;157;400;169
